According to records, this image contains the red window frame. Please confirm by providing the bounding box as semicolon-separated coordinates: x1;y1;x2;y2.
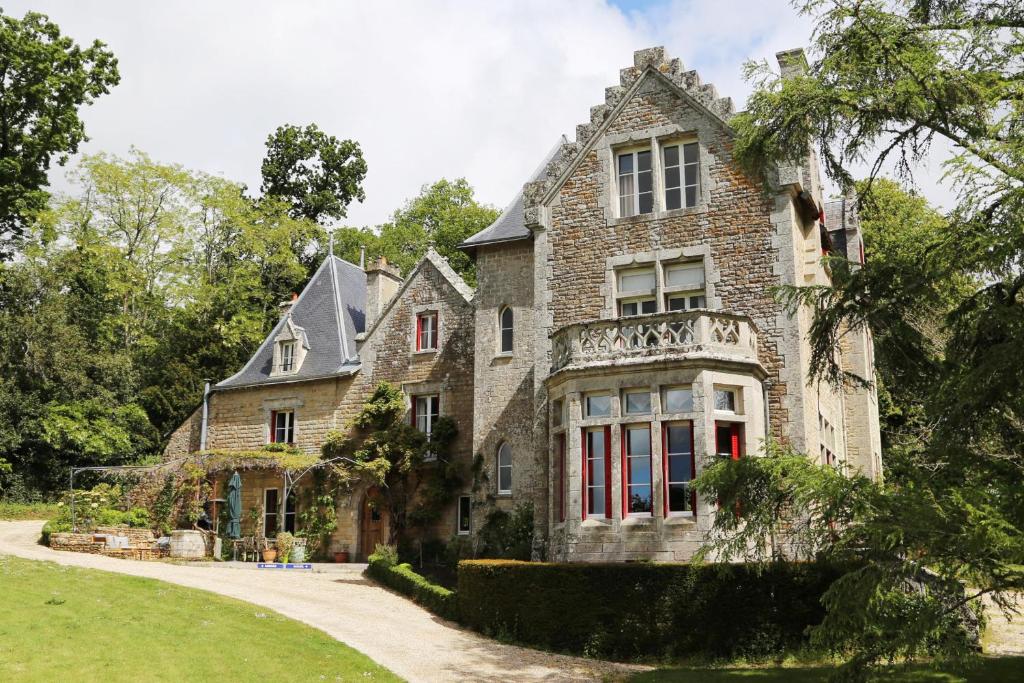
715;422;742;460
415;311;438;351
581;425;612;519
621;424;653;516
662;421;697;517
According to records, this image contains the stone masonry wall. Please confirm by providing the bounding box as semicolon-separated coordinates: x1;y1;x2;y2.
471;241;541;532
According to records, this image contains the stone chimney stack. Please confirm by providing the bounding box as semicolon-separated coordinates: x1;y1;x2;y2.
365;256;402;330
776;48;808;78
279;291;298;319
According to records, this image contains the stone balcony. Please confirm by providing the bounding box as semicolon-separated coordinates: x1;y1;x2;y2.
550;310;760;375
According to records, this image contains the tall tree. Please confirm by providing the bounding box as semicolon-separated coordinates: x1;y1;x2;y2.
710;0;1024;678
377;178;498;283
0;9;119;258
260;123;367;224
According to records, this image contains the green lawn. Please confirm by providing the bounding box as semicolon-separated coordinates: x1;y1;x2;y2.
633;657;1024;682
0;556;401;682
0;502;60;520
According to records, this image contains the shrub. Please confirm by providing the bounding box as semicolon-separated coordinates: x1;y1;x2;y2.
476;503;533;560
367;545;456;620
457;560;849;661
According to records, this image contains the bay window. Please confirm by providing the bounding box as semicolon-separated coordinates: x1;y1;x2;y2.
662;386;694;413
622;424;653;515
582;426;611;518
663;422;695;515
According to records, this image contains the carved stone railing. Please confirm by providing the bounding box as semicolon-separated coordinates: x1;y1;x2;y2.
550;310;758;374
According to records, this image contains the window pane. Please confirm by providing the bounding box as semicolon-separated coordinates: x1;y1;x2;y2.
691;295;706;308
637;150;651;171
618;153;633;174
667;296;685;311
684;163;697;187
621;301;638;316
638;191;653;215
458;497;471;532
664;388;693;412
663;144;679;167
716;424;736;457
619;269;655;293
665;166;680;190
586;395;611;417
665;262;705;288
501;327;513;353
714;389;736;412
628;427;651;456
685;186;697;207
668;483;690;512
498;467;512;492
640;299;657;314
665;188;681;211
683;142;698;163
625;392;650;414
626;426;652;513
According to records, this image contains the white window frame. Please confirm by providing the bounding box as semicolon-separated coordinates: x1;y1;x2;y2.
457;495;471;535
280;341;296;372
663;260;707;311
497;442;512;495
414;394;440;460
616;266;658;316
273;410;295;445
661;141;700;210
498;306;514;355
416;311;438;352
616;147;654;218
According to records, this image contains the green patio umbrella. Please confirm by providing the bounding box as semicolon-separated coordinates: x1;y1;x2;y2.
227;471;242;539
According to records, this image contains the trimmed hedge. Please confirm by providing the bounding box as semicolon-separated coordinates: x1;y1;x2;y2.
367;551;457;620
457;559;848;660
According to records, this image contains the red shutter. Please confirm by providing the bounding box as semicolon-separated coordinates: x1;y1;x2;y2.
415;315;422;351
621;426;628;517
269;410;277;443
731;424;741;460
581;428;588;520
603;425;612;518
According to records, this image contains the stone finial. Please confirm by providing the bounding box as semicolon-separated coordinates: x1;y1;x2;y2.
777;48;809;78
633;46;666;69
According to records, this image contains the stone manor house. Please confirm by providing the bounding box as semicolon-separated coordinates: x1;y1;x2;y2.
165;47;882;562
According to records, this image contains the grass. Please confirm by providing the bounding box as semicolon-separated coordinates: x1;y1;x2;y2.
0;556;401;682
632;657;1024;682
0;502;60;520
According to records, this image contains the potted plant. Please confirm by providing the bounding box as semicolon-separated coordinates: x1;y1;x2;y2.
291;536;307;563
333;543;350;563
275;531;294;563
261;537;278;563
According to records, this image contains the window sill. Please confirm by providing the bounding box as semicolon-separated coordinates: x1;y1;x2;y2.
493;352;513;361
621;515;654;527
496;491;512;498
665;514;697;526
581;517;612;528
413;349;438;356
457;531;470;536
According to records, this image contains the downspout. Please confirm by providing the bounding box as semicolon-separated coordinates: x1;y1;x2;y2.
199;381;211;451
763;381;771;445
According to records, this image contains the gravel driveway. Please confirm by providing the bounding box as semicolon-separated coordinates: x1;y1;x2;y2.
0;520;642;682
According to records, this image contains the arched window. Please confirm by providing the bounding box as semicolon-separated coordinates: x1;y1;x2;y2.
497;442;512;494
499;306;514;354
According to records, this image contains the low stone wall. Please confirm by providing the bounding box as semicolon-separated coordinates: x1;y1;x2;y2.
49;530;169;561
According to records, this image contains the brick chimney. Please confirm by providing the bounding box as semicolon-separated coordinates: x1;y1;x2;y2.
278;291;298;319
365;256;402;330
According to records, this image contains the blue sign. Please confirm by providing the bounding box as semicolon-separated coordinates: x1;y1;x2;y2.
257;563;313;570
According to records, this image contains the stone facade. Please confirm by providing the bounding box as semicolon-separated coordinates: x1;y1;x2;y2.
167;46;882;564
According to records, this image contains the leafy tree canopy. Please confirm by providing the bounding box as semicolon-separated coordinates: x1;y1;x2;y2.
0;9;119;258
260;123;367;223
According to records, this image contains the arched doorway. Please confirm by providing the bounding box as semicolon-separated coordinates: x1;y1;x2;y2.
358;487;389;561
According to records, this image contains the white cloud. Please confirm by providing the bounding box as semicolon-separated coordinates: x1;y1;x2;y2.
7;0;949;224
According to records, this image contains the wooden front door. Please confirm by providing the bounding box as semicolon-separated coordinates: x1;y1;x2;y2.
359;488;388;561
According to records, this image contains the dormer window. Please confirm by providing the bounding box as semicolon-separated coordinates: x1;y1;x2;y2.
617;149;653;217
280;341;296;372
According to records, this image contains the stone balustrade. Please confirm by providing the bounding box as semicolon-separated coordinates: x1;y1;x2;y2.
550;310;758;374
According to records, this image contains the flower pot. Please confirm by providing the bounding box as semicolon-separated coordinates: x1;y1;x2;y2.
334;551;349;563
291;546;305;563
262;548;278;562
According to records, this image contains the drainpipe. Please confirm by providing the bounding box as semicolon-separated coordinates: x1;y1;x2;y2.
199;381;211;451
763;381;771;444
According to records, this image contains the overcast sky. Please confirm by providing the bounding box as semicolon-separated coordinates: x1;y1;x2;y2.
7;0;949;227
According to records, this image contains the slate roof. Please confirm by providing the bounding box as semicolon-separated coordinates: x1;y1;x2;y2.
459;137;568;250
216;255;366;389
